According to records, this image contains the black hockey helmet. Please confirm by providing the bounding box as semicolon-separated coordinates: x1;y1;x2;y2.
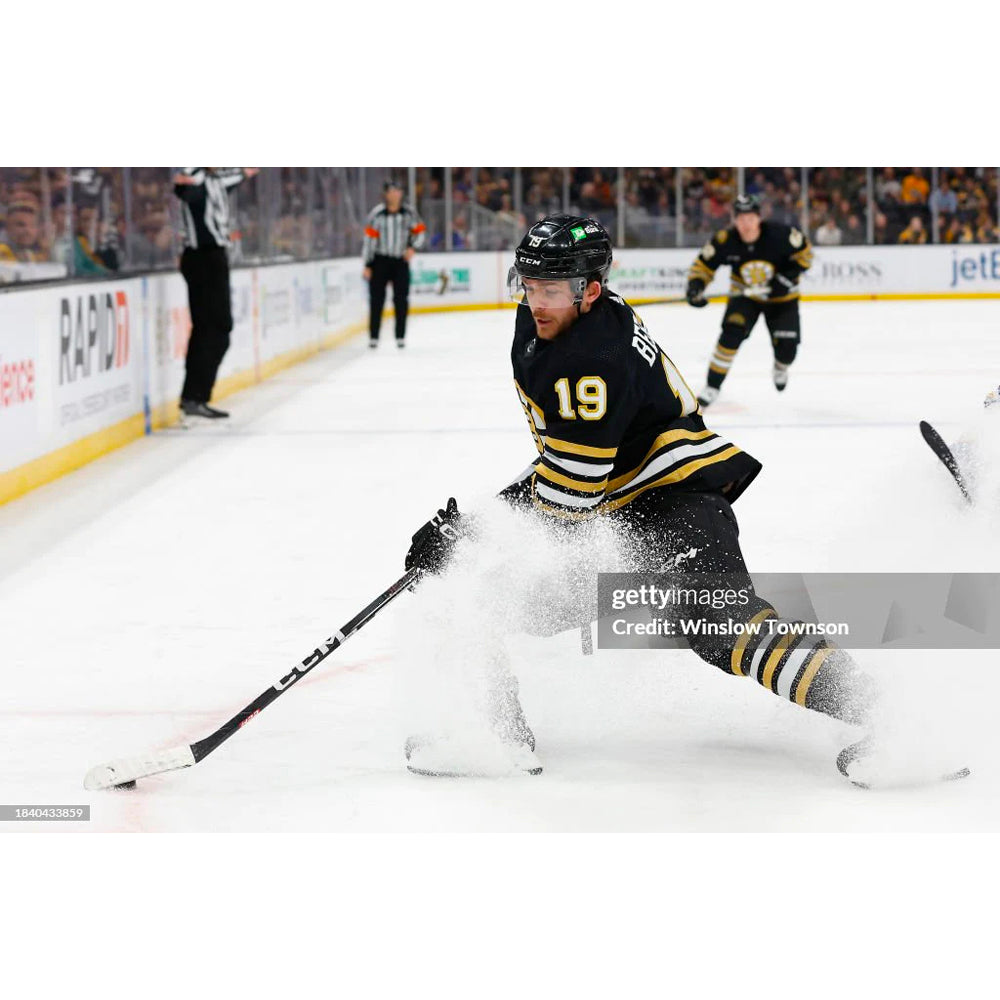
733;193;761;215
508;214;613;304
383;178;404;193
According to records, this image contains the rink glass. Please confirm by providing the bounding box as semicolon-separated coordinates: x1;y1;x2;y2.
2;166;998;286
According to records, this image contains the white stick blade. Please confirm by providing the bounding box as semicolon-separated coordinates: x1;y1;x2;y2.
83;745;196;790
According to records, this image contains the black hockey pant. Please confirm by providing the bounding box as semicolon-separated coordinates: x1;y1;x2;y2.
528;490;874;726
181;246;233;403
369;254;411;341
706;297;801;390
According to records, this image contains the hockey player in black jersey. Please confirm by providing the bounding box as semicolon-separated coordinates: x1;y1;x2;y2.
686;194;813;407
403;214;873;779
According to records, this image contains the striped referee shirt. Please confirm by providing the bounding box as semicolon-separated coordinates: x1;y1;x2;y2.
362;203;427;263
175;168;248;250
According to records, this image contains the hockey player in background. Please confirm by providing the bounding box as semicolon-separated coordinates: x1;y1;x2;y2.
402;214;874;779
685;194;813;407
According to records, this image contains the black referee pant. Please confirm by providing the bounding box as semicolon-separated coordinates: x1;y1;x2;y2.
368;254;411;342
180;246;233;403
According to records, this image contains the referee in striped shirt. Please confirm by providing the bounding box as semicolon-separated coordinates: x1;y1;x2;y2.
363;180;427;349
173;167;258;418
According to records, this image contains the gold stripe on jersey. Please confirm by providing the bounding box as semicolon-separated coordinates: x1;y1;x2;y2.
531;481;602;521
514;380;546;455
731;608;778;676
601;445;743;512
790;247;813;270
606;428;717;494
608;436;732;498
688;260;715;283
544;435;618;460
535;462;608;494
514;380;545;426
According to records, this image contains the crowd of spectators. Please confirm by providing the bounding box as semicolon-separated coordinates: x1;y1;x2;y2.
875;167;997;244
2;167;999;284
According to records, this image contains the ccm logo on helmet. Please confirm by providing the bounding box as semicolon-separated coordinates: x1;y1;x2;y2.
518;256;542;266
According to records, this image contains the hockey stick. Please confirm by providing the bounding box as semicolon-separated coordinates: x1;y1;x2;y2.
83;567;422;790
919;420;972;504
630;293;726;307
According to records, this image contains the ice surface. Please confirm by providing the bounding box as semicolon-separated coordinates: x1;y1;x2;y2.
2;298;1000;831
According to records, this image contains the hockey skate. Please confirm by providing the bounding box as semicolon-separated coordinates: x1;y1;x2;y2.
404;732;541;778
181;398;229;419
405;654;541;777
697;386;720;408
836;734;969;790
772;361;789;392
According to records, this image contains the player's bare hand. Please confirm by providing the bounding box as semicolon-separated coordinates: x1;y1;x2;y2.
363;267;372;281
243;168;260;178
172;173;197;186
404;247;416;262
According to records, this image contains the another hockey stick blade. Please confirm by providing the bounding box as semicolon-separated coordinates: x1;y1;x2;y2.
84;746;196;790
919;420;972;503
836;737;970;790
83;567;421;790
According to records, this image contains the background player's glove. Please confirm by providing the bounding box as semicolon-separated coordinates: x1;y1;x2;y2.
985;386;1000;409
405;497;465;574
686;279;708;308
769;273;797;299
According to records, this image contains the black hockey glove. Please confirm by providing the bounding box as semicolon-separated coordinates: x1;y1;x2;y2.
769;273;797;299
686;279;708;308
405;497;465;574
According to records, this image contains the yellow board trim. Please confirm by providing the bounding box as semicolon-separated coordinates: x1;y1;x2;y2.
730;609;777;676
0;414;147;507
794;646;833;706
0;321;367;507
761;634;796;692
544;435;618;459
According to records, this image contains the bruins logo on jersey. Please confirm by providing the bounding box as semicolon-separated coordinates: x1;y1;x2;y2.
739;260;775;286
789;227;804;248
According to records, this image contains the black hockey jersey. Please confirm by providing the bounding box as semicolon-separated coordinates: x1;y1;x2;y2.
687;221;813;302
506;291;761;520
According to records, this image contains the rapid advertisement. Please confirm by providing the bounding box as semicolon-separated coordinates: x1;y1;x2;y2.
1;259;367;502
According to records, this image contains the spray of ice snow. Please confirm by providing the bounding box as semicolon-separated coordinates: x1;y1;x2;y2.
393;498;630;767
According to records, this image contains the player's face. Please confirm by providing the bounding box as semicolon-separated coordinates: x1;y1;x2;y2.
521;278;579;339
385;187;403;210
735;212;761;242
522;278;604;340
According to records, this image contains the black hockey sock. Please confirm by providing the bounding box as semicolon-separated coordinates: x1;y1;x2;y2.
729;612;874;725
707;339;738;389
